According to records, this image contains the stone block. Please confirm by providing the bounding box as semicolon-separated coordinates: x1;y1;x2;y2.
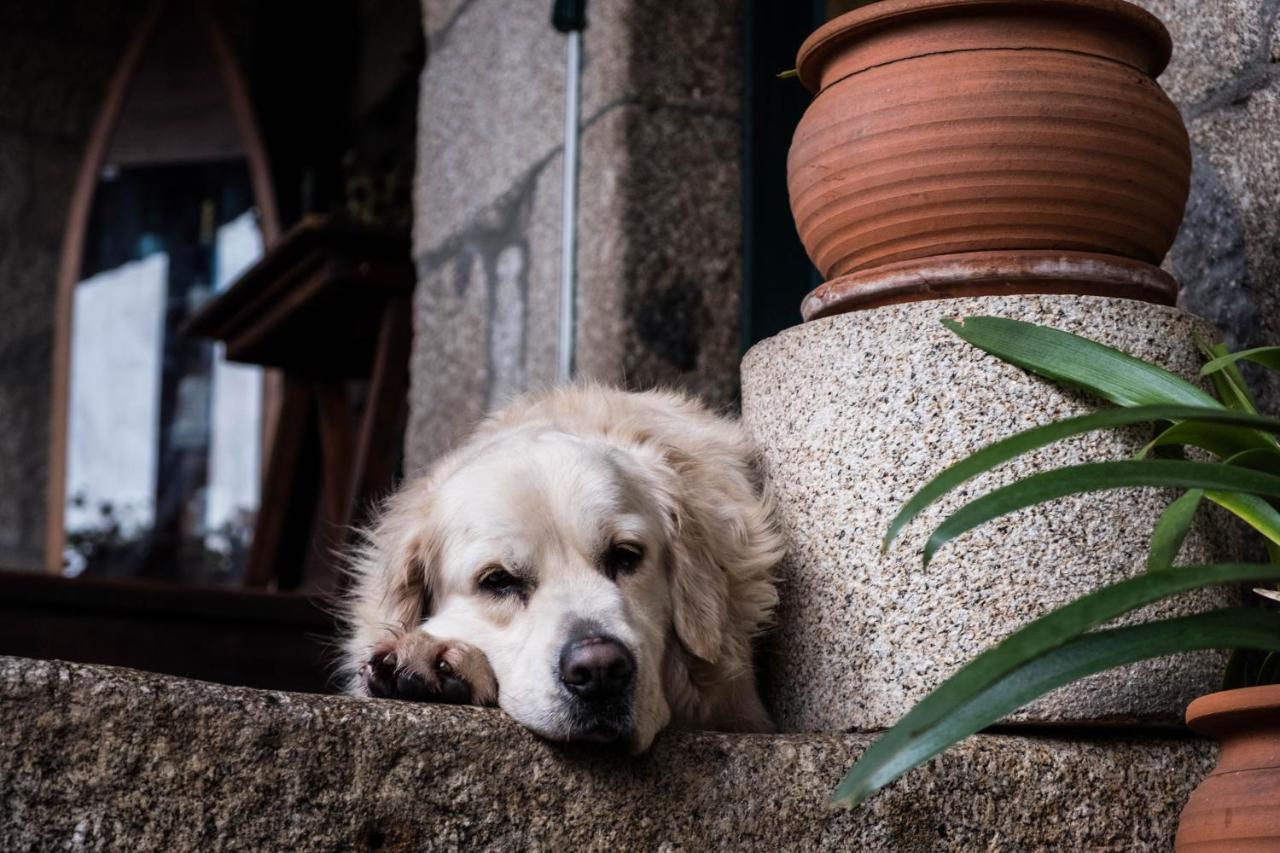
615;0;744;118
0;125;86;571
409;0;745;469
414;0;742;253
742;295;1242;733
406;146;558;471
1128;0;1272;107
0;657;1212;851
574;104;743;410
420;0;470;42
1179;79;1280;410
0;2;149;568
0;331;52;567
406;99;744;471
414;0;567;250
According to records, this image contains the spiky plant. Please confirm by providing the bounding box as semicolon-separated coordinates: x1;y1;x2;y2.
834;318;1280;809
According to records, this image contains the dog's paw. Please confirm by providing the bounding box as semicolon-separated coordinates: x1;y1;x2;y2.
362;648;470;704
361;634;497;705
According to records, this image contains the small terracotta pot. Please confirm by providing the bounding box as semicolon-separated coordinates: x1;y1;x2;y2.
788;0;1191;319
1175;685;1280;851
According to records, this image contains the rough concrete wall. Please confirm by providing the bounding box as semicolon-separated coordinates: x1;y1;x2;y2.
407;0;743;471
0;2;149;569
1134;0;1280;405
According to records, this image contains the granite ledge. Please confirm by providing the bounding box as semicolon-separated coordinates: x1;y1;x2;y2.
0;657;1211;852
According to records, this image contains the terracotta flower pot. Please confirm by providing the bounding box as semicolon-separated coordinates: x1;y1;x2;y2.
1175;685;1280;851
787;0;1192;320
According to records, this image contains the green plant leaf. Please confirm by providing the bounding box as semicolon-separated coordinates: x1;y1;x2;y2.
1219;449;1280;476
1204;491;1280;547
1139;421;1276;460
832;564;1280;805
1258;653;1280;686
1147;489;1203;571
1198;338;1261;415
1206;368;1258;414
884;406;1280;551
924;460;1280;567
1201;346;1280;376
833;604;1280;809
943;317;1220;408
1222;648;1253;691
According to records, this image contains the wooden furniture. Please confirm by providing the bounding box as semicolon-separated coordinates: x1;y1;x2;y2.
187;216;415;590
0;570;335;693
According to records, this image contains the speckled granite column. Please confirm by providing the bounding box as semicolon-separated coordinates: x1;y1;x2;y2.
742;295;1241;733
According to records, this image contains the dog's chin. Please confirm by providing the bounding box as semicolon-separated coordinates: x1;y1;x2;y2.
568;698;637;742
521;704;638;749
567;721;632;745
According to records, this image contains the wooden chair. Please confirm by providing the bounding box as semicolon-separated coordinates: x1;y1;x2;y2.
187;216;414;589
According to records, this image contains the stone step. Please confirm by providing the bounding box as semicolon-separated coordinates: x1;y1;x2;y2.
742;295;1241;733
2;657;1211;851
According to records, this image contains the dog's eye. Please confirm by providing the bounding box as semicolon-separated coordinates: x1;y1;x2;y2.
602;543;644;579
478;568;524;598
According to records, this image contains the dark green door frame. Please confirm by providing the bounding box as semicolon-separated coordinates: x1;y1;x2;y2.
741;0;825;350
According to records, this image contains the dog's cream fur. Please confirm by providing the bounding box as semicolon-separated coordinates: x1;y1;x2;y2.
342;385;784;751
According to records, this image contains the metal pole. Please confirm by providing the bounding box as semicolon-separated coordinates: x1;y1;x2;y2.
553;0;586;386
558;30;581;385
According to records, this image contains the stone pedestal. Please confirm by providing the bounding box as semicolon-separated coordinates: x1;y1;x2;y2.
742;295;1240;733
0;657;1212;851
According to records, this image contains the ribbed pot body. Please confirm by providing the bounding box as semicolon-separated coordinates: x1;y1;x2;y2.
788;0;1192;282
1176;686;1280;851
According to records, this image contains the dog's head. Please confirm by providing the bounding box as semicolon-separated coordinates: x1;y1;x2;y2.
347;389;782;752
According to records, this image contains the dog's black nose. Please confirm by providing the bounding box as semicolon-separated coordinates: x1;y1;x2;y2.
559;634;634;700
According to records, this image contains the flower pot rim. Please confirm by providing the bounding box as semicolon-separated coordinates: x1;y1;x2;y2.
799;250;1178;320
796;0;1173;93
1186;683;1280;731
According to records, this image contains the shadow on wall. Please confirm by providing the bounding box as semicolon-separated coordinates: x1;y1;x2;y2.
1171;146;1275;408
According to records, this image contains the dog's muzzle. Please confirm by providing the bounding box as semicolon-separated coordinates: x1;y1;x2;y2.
557;624;636;742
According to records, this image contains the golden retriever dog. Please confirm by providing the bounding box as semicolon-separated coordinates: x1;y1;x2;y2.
341;385;784;752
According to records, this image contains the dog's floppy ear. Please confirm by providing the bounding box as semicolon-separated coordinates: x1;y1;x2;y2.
339;485;444;691
666;499;731;665
366;484;445;630
386;532;439;628
658;441;783;667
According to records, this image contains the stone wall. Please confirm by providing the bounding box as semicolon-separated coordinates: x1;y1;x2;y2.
0;2;149;569
1135;0;1280;404
406;0;744;471
405;1;1280;472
